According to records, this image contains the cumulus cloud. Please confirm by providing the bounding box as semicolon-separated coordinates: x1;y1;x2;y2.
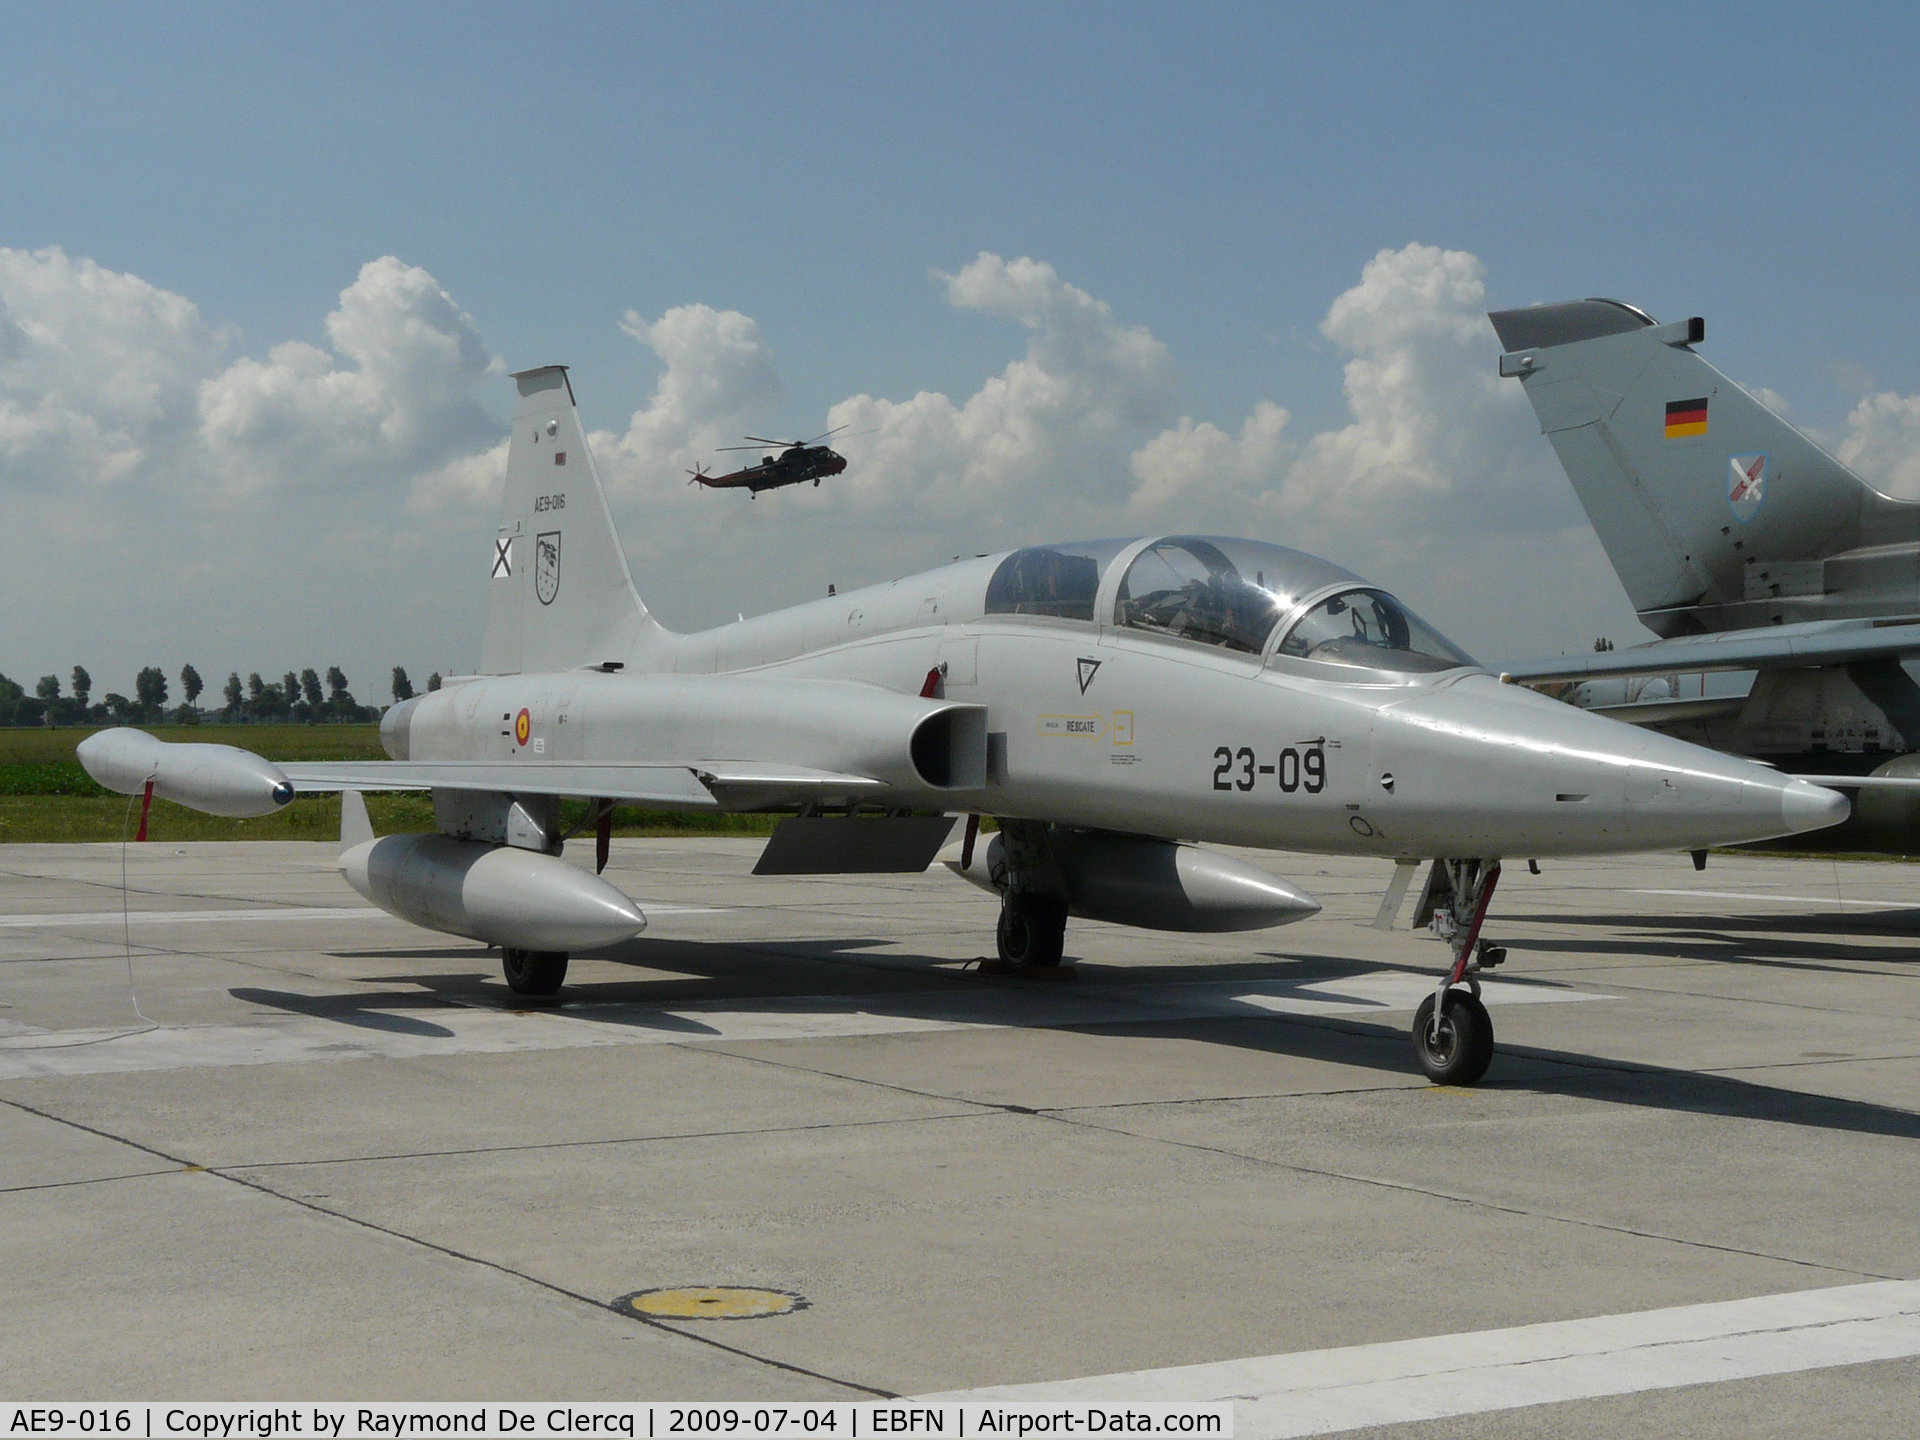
1126;403;1294;518
0;246;219;486
407;437;507;515
0;249;508;697
198;256;500;494
1103;243;1548;561
515;250;1187;588
3;238;1643;690
1840;391;1920;499
1269;245;1534;535
548;242;1615;653
0;248;502;503
417;244;1536;559
590;303;782;499
818;253;1175;529
1112;244;1612;654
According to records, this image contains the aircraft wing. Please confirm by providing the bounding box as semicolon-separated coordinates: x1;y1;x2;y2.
1792;774;1920;788
278;760;889;810
1501;617;1920;683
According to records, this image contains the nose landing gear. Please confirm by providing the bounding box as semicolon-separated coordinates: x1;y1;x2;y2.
503;947;569;998
1410;859;1503;1085
1412;986;1493;1084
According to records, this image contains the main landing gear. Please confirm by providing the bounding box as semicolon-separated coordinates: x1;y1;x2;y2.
503;947;569;998
997;894;1067;968
1409;859;1507;1085
988;818;1070;970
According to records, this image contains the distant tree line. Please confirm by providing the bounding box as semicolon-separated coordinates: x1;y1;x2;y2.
0;663;443;727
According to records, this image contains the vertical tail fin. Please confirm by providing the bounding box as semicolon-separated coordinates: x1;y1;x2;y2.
1491;300;1920;628
478;366;668;675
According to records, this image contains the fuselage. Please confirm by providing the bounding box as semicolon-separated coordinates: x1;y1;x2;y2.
393;535;1846;860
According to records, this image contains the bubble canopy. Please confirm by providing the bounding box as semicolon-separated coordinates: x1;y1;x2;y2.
1274;587;1476;673
984;535;1475;673
1114;537;1362;656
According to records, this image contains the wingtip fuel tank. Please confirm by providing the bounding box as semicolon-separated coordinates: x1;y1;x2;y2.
76;728;295;818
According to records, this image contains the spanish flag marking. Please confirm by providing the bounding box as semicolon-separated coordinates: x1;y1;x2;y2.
1665;397;1709;438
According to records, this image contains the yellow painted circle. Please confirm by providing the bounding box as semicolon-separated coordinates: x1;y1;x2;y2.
617;1286;805;1321
514;708;531;745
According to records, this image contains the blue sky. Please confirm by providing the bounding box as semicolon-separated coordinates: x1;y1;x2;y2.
5;2;1919;695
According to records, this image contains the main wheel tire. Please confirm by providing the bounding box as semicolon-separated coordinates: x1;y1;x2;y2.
502;947;569;998
996;898;1067;968
1412;988;1493;1085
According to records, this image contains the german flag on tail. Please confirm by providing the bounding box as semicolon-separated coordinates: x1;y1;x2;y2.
1665;397;1709;438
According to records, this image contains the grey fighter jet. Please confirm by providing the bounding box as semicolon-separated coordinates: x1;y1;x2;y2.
78;365;1849;1085
1490;300;1920;845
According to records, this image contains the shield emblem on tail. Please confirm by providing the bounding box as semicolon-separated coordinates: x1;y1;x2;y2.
1728;454;1767;523
535;531;562;605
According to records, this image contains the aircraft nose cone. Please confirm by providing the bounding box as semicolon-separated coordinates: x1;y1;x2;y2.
1780;777;1850;833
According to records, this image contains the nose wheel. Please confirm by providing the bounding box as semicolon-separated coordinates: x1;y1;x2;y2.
503;947;569;998
1412;988;1493;1085
1410;859;1503;1085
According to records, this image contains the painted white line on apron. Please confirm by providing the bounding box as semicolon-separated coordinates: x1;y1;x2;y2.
922;1279;1920;1436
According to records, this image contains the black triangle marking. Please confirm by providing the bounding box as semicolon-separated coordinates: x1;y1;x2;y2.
1077;658;1101;694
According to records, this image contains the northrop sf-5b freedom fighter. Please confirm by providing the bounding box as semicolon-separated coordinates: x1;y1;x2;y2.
80;366;1850;1084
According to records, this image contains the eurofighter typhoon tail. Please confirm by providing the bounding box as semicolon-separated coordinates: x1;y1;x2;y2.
80;364;1850;1085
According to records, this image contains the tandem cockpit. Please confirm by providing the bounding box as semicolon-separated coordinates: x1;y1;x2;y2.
983;535;1477;676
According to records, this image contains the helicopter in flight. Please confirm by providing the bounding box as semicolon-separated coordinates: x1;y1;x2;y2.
689;426;850;495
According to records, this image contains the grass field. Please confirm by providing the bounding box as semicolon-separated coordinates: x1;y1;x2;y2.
0;724;391;766
0;726;781;843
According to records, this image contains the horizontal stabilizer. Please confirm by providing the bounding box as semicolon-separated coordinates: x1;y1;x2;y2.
753;815;959;875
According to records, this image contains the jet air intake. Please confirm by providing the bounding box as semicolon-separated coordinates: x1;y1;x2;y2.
77;728;295;818
909;707;988;789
